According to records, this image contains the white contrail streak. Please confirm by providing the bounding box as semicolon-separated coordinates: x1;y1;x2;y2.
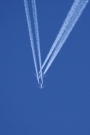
32;0;43;85
43;0;89;75
39;0;81;74
24;0;39;83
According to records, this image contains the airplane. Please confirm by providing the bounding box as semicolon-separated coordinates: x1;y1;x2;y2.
38;73;47;79
38;83;45;89
33;73;44;85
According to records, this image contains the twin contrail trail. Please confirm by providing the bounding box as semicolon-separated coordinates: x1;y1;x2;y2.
24;0;89;88
24;0;39;83
39;0;81;74
43;0;89;75
31;0;43;85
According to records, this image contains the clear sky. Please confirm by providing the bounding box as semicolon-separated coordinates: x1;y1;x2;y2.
0;0;90;135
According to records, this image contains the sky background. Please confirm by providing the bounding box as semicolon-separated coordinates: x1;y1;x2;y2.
0;0;90;135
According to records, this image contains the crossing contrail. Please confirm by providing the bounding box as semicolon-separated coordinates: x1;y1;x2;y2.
24;0;39;83
43;0;89;75
38;0;81;75
32;0;43;85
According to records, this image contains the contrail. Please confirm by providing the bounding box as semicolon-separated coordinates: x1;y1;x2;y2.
39;0;81;75
24;0;39;83
43;0;89;75
31;0;43;85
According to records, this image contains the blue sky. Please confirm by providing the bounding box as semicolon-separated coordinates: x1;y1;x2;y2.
0;0;90;135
